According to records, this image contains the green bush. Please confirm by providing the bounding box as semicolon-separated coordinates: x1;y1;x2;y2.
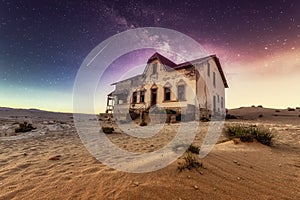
255;129;274;146
102;127;114;134
225;124;245;138
224;124;274;146
187;144;200;154
15;122;36;133
239;132;254;142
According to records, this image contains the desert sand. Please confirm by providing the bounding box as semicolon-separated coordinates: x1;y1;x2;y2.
0;106;299;199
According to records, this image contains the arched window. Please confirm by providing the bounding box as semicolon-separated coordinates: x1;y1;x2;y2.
151;84;158;106
132;91;137;103
177;80;186;101
164;82;172;101
164;87;171;101
140;90;145;103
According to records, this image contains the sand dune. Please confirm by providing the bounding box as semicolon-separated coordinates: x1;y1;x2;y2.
0;107;299;199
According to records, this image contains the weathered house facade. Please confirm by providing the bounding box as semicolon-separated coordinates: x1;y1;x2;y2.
106;52;228;121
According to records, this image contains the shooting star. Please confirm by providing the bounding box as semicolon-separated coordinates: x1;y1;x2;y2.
86;40;111;67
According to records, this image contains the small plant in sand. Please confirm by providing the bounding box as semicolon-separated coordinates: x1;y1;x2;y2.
101;126;114;134
139;119;147;126
224;124;274;146
15;122;36;133
187;144;200;154
178;153;203;172
254;128;274;146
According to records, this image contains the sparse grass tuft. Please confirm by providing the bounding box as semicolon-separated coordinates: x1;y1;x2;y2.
255;129;274;146
102;127;114;134
187;144;200;154
15;122;36;133
177;153;203;172
224;124;274;146
239;132;254;142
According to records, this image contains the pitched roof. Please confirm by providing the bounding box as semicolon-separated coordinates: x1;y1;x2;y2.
147;52;177;68
148;53;228;88
171;55;213;69
111;52;228;88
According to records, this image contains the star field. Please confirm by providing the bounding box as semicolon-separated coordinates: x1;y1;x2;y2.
0;0;299;112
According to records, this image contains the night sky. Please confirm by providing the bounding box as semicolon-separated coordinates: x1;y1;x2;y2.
1;0;299;112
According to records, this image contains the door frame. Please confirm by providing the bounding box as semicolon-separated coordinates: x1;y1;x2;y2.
151;88;157;106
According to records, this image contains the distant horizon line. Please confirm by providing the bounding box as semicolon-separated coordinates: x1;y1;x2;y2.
1;105;299;115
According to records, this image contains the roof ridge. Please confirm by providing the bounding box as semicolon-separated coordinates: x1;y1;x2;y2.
147;52;177;67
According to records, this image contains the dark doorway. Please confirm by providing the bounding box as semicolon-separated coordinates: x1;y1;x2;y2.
151;88;157;106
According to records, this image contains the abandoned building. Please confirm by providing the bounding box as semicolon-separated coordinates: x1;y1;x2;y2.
105;52;228;122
